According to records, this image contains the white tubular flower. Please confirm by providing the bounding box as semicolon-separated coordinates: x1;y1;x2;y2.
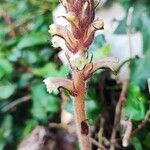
43;78;59;94
51;36;73;57
51;36;62;48
70;52;89;70
83;57;119;79
43;77;74;95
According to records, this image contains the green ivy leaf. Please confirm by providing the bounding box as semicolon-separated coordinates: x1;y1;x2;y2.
21;119;38;139
124;82;146;121
141;14;150;53
130;137;142;150
31;84;60;121
131;50;150;89
0;81;16;100
17;32;48;49
59;65;70;77
18;73;33;88
89;34;110;63
0;59;13;79
89;34;106;52
143;132;150;149
0;115;12;150
92;44;110;60
33;63;69;78
33;63;58;78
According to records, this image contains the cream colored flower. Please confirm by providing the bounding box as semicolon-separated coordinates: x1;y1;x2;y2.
48;24;57;35
43;77;74;95
43;77;59;94
70;52;89;70
51;36;62;48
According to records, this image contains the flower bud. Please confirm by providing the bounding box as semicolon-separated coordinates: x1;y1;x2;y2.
70;52;89;70
92;19;104;30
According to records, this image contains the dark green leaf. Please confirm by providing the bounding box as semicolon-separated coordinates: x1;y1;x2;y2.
92;44;110;60
21;119;38;139
130;50;150;89
124;82;146;121
141;14;150;53
89;34;106;52
17;32;48;49
130;137;142;150
33;63;69;78
0;59;13;79
31;84;60;121
18;73;33;87
0;80;16;100
143;132;150;149
33;63;58;78
114;17;126;34
0;115;12;150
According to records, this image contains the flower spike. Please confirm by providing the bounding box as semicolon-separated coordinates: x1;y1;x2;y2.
45;0;119;149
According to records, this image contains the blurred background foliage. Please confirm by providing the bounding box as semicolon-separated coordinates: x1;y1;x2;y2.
0;0;150;149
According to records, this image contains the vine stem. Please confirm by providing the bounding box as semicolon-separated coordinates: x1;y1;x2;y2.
110;80;128;150
72;70;91;150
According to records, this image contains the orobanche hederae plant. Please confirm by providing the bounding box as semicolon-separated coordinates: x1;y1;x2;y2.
44;0;118;150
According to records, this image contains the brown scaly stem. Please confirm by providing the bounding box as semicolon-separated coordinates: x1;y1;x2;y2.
72;70;91;150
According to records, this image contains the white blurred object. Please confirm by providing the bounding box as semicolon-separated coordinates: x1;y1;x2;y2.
61;109;73;124
18;126;49;150
52;2;143;82
53;4;68;26
96;2;126;33
58;50;69;65
108;32;143;61
108;32;143;81
95;3;143;63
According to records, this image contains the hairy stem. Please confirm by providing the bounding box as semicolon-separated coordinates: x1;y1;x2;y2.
72;70;91;150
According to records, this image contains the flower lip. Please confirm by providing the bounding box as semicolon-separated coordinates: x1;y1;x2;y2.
51;36;61;48
48;24;57;35
43;78;59;94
